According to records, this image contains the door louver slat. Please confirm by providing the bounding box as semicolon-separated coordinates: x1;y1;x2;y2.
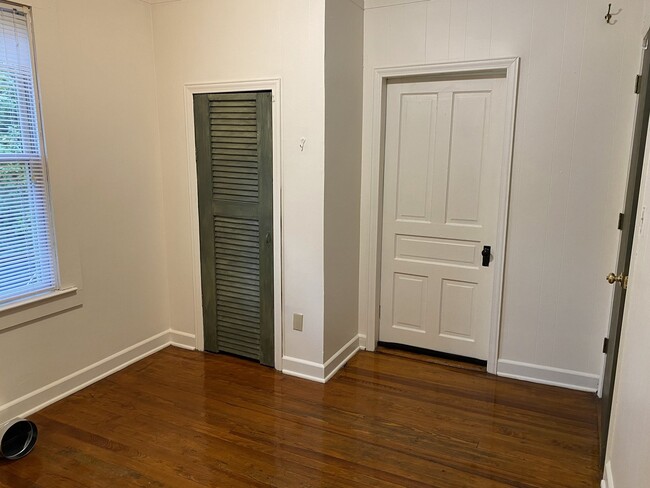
214;214;260;360
210;97;260;204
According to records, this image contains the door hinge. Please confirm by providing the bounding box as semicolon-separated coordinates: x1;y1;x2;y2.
379;305;381;319
603;337;609;354
618;212;625;230
635;75;642;94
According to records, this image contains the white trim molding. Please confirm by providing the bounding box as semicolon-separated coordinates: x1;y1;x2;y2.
281;356;326;382
183;79;284;370
283;335;361;383
0;287;81;333
358;333;367;350
601;461;614;488
364;0;424;9
497;359;600;393
170;329;196;350
358;58;520;375
0;329;359;425
0;330;171;424
324;336;361;381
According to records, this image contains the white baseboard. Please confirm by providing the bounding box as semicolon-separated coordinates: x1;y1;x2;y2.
358;333;367;350
170;329;196;350
0;330;171;424
497;359;600;392
1;329;358;424
282;356;327;382
601;461;614;488
324;335;361;381
283;335;361;383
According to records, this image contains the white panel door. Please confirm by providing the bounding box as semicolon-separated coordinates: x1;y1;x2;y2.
379;76;507;360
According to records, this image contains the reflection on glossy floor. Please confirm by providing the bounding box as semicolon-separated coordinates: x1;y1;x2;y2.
0;347;600;487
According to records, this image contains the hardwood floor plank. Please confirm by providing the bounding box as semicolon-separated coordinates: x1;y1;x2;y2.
0;347;600;487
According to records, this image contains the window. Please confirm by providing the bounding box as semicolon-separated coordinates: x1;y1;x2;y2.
0;3;57;306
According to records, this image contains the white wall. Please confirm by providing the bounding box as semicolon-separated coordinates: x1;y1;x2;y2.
359;0;646;388
324;0;364;360
150;0;327;365
0;0;170;421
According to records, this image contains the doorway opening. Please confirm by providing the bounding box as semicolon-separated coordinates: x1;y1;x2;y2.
186;80;283;370
600;30;650;466
194;90;274;366
359;59;520;373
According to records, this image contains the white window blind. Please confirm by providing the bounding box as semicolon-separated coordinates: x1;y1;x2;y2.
0;4;57;305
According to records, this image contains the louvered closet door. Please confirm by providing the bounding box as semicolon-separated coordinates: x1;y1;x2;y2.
194;91;274;367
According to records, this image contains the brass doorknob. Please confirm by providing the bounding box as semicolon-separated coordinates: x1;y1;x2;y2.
606;272;628;289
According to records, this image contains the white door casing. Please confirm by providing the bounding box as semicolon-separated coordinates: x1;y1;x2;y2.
183;79;283;370
379;75;508;361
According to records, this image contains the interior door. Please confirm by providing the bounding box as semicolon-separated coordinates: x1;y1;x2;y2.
601;32;650;464
379;75;508;361
194;91;274;367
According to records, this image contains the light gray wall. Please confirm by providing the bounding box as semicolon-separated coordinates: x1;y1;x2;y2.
324;0;364;360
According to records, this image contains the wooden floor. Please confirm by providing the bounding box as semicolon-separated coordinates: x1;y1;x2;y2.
0;347;601;487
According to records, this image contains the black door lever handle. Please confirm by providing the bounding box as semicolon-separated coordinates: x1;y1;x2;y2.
481;246;491;267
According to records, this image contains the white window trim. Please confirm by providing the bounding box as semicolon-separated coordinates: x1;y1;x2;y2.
0;286;81;332
0;2;81;331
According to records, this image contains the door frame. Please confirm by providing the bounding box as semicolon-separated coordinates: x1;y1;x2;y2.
184;79;283;370
359;58;520;373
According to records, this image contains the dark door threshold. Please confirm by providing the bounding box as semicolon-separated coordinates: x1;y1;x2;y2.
377;341;488;367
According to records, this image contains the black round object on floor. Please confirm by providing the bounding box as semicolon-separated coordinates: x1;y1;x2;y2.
0;419;38;460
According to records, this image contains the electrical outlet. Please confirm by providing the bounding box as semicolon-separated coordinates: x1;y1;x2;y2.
293;313;304;331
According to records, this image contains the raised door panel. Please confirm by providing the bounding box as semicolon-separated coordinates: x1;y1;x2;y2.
439;279;477;340
395;94;437;222
392;273;429;333
446;91;490;225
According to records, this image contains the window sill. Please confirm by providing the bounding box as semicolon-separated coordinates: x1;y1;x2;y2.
0;287;82;333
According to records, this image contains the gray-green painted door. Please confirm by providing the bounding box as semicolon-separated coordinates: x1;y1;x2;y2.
600;31;650;465
194;91;274;367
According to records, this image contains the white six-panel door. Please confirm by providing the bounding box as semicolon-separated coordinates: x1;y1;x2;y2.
379;76;508;360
